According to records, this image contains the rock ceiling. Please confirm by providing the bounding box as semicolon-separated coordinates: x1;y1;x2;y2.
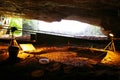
0;0;120;37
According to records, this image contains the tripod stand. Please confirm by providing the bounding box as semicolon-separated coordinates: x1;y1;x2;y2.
104;38;116;52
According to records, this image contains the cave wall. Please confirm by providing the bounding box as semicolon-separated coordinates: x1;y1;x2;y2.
0;0;120;37
101;17;120;37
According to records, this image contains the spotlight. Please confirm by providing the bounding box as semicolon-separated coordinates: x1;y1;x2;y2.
104;33;116;52
109;33;114;38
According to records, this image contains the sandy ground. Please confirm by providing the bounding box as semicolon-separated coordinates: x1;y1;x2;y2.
0;43;120;66
0;43;120;80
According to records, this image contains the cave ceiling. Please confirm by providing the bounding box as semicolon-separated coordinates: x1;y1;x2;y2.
0;0;120;37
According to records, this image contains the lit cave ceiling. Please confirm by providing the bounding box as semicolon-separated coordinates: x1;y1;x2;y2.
0;0;120;37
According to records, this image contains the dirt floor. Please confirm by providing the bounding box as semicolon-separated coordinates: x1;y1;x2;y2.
0;43;120;80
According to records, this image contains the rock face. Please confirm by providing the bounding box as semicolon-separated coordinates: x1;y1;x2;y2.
0;0;120;37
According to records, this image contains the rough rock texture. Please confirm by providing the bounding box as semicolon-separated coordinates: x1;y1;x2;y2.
0;0;120;37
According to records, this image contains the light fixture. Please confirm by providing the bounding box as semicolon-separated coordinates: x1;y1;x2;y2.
109;33;114;38
104;33;116;52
